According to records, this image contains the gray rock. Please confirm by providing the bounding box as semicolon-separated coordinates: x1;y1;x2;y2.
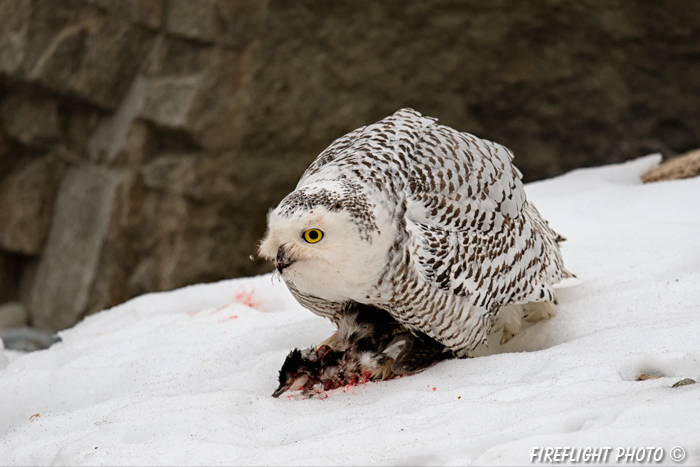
0;326;61;352
87;76;150;165
27;165;122;331
140;76;204;129
0;301;28;328
0;153;67;255
0;0;158;109
137;35;248;151
671;378;697;388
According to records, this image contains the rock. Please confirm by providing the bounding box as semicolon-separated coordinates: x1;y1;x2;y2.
0;252;21;304
81;170;141;314
27;165;122;331
141;153;197;194
165;0;218;43
0;326;61;352
138;35;248;151
0;0;32;76
0;301;28;328
0;93;60;149
140;76;205;129
164;0;268;47
214;0;269;48
88;0;164;30
671;378;696;388
637;374;660;381
141;153;243;201
87;75;151;165
0;123;8;172
641;149;700;183
17;257;39;307
120;190;190;297
0;0;158;110
106;121;153;167
0;153;67;255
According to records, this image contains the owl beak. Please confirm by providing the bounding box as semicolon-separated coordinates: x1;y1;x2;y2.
276;246;294;273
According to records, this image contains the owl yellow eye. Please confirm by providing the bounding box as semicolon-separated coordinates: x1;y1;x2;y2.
302;229;323;244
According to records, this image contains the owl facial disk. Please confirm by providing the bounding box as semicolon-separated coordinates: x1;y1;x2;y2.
258;207;336;277
258;181;394;302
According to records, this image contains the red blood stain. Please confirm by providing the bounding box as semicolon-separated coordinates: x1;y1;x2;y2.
217;315;238;323
233;288;259;309
190;305;235;319
432;387;437;391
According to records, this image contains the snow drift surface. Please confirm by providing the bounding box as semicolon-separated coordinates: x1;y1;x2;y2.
1;156;699;465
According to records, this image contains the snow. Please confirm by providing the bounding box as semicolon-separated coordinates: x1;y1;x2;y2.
2;155;699;466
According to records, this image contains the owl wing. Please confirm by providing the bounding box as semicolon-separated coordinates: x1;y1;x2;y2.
403;124;558;317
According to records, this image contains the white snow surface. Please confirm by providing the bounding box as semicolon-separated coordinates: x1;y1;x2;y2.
2;156;699;465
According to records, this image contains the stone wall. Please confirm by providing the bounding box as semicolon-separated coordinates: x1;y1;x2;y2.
1;0;699;331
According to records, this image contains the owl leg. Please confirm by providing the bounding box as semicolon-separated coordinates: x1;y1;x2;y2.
370;358;396;380
318;331;343;350
492;301;557;345
521;301;557;323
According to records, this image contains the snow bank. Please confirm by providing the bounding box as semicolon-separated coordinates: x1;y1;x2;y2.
2;156;699;465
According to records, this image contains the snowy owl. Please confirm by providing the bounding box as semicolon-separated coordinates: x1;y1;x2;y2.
260;108;570;357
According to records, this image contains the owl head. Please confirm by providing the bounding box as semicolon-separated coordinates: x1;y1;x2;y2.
258;179;394;302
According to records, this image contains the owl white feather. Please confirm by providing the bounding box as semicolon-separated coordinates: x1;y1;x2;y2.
260;108;571;357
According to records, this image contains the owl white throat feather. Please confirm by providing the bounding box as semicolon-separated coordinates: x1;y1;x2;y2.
259;108;571;357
